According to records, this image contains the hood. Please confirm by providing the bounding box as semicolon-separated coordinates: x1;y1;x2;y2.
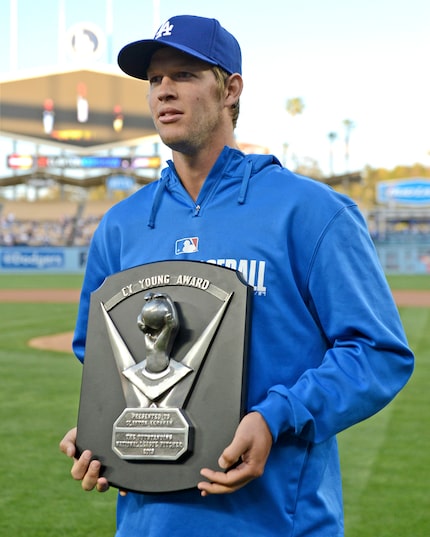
148;147;282;228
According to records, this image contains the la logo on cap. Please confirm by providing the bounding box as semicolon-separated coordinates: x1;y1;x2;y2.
155;21;174;39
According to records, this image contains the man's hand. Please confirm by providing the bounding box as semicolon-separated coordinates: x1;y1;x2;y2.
59;427;110;493
197;412;273;496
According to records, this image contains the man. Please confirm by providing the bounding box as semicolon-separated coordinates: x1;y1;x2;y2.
60;15;414;537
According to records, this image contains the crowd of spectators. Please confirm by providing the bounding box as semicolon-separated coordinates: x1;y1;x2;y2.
0;203;107;247
2;201;430;248
368;222;430;243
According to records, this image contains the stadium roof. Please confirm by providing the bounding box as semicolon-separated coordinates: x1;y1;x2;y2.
0;66;157;152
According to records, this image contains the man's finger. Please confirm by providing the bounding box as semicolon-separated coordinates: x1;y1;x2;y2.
198;465;251;495
96;477;110;493
59;427;77;458
71;450;93;480
81;459;102;491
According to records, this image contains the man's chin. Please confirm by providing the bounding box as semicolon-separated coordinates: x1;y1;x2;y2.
160;137;196;155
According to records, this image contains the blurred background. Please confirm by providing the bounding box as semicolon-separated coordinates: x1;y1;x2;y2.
1;0;430;274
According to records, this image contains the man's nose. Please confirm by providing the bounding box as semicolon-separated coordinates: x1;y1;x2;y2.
157;76;176;99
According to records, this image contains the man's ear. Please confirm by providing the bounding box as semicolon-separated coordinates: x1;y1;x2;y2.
225;73;243;106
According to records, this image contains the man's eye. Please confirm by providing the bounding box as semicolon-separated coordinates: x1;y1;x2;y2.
148;75;162;85
175;72;193;80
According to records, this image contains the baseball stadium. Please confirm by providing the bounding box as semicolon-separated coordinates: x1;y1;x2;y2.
1;6;429;537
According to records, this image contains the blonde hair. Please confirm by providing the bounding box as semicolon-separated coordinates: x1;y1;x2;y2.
212;66;240;128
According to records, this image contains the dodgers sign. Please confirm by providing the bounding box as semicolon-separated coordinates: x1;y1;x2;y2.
377;178;430;206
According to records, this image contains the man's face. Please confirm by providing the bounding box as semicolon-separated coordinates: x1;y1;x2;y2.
146;48;226;155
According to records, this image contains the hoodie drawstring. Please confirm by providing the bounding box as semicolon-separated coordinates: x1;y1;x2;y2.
238;159;253;205
148;154;256;227
147;174;169;228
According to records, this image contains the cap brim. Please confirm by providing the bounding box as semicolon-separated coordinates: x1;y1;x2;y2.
118;39;218;81
118;40;165;80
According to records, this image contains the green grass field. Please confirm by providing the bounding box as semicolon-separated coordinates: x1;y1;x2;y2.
0;274;428;536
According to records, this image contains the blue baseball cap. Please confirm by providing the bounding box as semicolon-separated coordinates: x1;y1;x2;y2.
118;15;242;80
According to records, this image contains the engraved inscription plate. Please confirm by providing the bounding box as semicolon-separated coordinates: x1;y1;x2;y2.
112;408;192;460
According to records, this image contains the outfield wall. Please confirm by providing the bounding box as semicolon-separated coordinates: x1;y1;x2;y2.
0;247;87;272
1;242;430;275
374;240;430;274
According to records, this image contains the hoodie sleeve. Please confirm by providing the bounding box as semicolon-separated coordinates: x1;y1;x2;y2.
251;205;414;444
72;216;121;363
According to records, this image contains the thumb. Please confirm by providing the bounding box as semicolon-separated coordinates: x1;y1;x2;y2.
218;435;247;470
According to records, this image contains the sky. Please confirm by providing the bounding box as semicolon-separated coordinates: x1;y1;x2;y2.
1;0;430;176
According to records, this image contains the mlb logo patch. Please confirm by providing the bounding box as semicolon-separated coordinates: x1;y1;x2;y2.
175;237;199;255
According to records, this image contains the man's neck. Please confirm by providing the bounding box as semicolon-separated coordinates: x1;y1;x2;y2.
171;142;234;201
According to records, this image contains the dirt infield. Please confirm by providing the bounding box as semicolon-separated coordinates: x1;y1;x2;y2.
1;288;428;354
0;289;80;303
389;289;430;307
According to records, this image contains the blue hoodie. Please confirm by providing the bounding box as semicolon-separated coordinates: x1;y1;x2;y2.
73;147;413;537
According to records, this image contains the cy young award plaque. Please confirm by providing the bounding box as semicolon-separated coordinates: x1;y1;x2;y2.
76;260;252;493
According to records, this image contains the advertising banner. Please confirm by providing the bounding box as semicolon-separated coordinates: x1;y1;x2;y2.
377;179;430;206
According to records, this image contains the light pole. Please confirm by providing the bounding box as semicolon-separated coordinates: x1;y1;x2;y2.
343;119;355;172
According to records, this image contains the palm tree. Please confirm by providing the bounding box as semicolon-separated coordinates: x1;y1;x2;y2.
285;97;305;168
286;97;305;118
327;131;338;176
